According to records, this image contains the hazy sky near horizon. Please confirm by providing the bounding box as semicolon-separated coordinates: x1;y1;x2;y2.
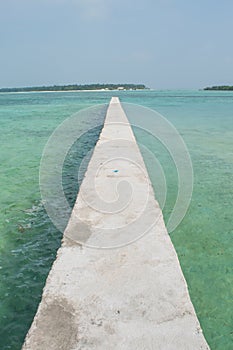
1;0;233;89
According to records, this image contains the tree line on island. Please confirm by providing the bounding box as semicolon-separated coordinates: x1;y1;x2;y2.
0;84;148;93
204;85;233;91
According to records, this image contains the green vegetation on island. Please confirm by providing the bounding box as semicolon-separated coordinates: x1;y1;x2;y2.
0;83;148;93
204;85;233;91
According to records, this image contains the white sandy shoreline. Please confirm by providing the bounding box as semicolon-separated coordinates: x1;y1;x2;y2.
0;89;150;95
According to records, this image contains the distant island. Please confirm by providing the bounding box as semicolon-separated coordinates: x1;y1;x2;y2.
204;85;233;91
0;83;148;93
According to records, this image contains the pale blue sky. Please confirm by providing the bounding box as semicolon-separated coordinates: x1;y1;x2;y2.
1;0;233;89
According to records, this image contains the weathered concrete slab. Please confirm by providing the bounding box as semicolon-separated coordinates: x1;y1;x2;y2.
23;98;209;349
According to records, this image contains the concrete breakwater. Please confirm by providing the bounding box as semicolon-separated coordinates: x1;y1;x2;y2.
23;97;209;349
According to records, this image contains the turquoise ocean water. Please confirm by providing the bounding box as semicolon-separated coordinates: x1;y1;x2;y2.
0;90;232;349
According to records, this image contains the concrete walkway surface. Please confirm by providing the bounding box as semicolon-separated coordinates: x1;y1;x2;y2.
23;97;209;350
